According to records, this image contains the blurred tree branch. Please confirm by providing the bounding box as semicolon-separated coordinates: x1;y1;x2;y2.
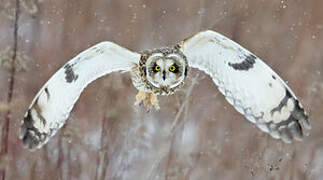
149;73;199;179
0;0;19;179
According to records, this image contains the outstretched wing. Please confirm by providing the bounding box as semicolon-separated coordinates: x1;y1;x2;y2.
180;30;310;143
20;42;140;150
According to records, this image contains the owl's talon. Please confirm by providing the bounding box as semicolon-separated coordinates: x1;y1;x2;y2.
135;91;160;111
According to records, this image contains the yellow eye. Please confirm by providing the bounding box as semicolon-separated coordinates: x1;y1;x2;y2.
169;65;176;72
155;65;160;72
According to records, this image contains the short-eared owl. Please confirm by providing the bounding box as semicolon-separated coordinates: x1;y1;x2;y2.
20;30;310;150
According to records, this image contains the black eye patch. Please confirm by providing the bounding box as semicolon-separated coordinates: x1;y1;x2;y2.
152;63;160;73
170;63;179;73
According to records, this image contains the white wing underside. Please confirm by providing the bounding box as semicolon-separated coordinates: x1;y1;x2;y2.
180;30;310;143
20;42;140;149
20;30;310;150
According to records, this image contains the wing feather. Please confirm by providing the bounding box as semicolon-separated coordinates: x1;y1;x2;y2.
20;42;140;149
180;30;310;143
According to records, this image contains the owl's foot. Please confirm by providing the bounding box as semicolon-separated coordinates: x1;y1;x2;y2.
135;91;160;111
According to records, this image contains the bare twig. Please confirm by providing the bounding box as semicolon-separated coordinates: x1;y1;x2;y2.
0;0;19;179
148;74;200;180
95;85;122;180
95;112;111;180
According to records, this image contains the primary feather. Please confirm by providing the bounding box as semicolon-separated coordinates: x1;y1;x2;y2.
20;42;140;150
180;30;310;143
20;30;310;150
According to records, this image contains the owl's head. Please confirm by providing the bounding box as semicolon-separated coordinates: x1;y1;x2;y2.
139;47;189;95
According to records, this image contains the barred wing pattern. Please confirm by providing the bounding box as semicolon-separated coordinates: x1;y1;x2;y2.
20;42;140;150
180;30;310;143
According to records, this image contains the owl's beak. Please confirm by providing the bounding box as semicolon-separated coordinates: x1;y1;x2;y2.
162;71;166;80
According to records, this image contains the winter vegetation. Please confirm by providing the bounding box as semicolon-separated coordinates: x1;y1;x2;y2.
0;0;322;179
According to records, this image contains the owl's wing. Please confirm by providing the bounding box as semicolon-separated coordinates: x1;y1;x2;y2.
180;30;310;143
20;42;140;150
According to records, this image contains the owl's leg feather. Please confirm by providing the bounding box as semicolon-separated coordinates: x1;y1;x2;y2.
135;91;160;111
148;93;160;110
135;91;147;107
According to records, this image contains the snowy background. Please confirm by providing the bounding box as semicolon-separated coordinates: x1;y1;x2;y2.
0;0;323;179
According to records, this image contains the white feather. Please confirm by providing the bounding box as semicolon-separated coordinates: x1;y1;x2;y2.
20;30;310;149
180;30;310;141
20;41;140;149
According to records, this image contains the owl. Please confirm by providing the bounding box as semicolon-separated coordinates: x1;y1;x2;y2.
20;30;310;150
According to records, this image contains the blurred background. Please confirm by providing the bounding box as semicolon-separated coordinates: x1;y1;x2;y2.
0;0;322;179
